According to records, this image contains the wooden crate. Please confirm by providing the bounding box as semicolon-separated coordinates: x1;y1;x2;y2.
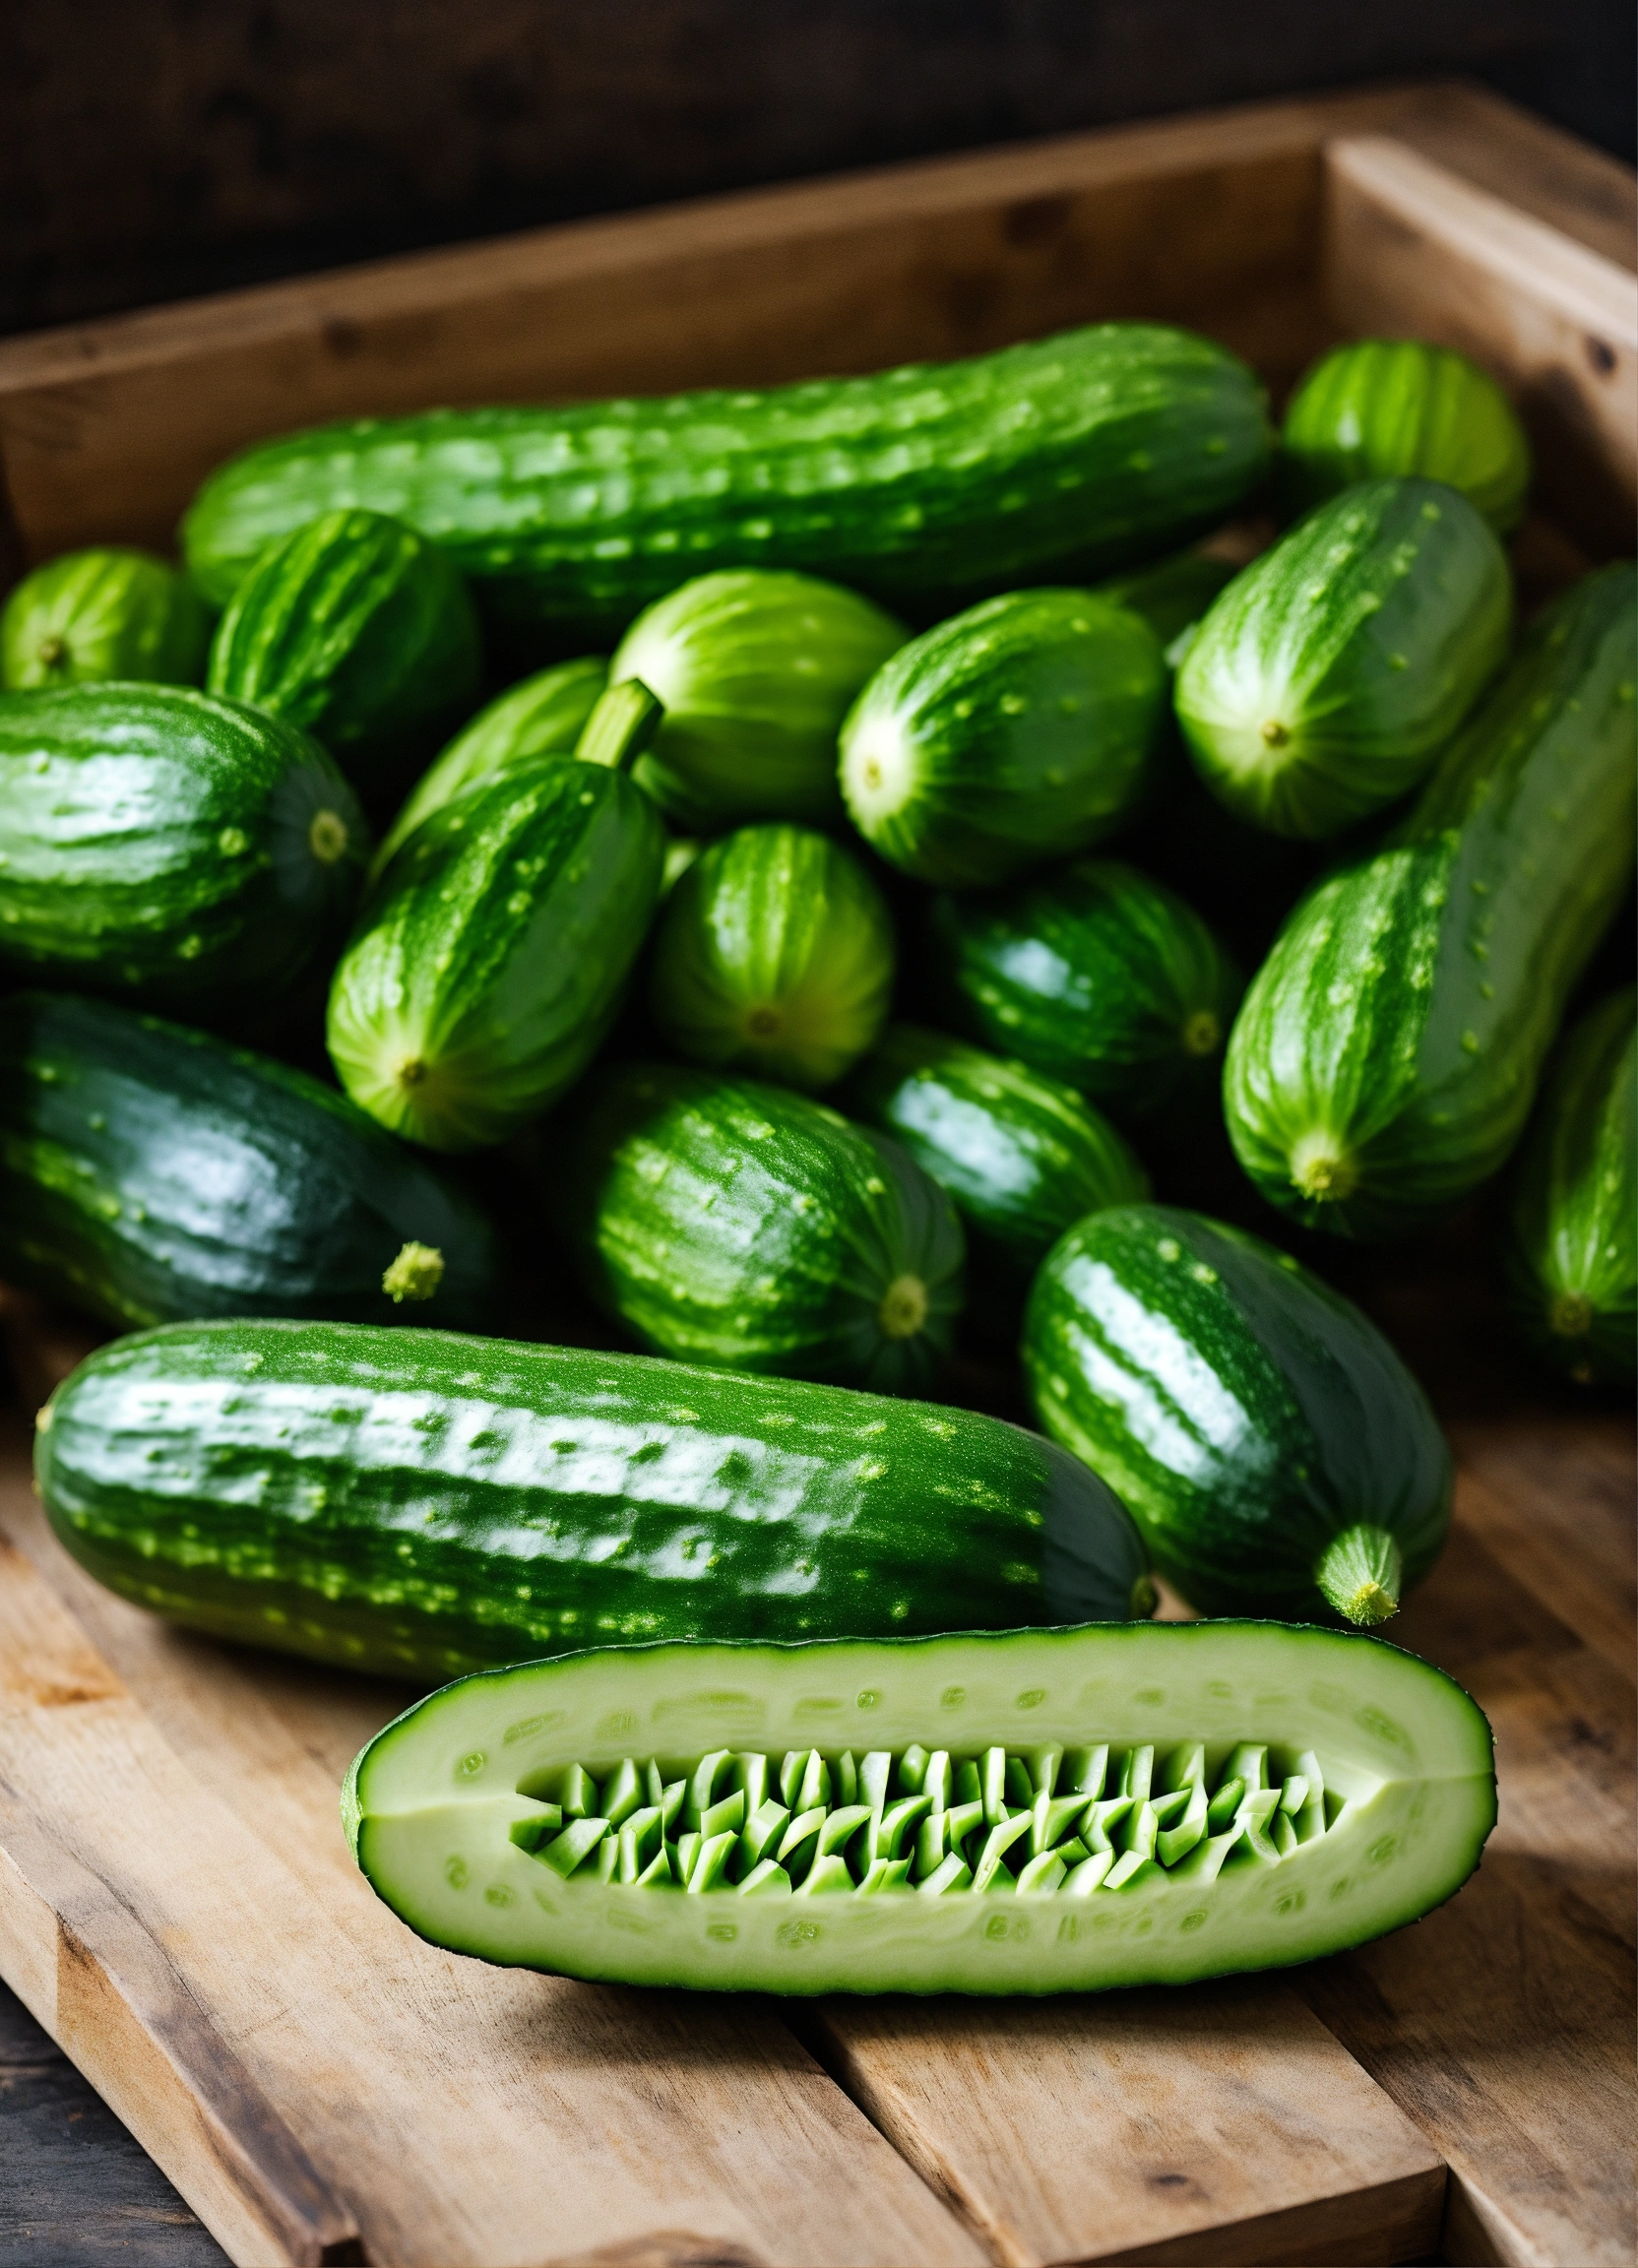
0;81;1633;2268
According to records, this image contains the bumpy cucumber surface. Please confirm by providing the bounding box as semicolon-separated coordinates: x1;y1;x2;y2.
840;590;1166;888
35;1320;1153;1678
345;1623;1494;1993
182;324;1272;635
1225;563;1638;1237
1;547;210;689
0;684;367;1007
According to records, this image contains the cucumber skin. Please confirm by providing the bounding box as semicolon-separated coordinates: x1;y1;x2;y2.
839;590;1166;889
1225;563;1638;1238
0;991;496;1332
1507;987;1636;1385
1023;1204;1452;1619
0;684;367;1008
556;1063;967;1394
1280;342;1532;534
1175;479;1513;840
181;324;1272;634
1;548;210;690
34;1319;1152;1678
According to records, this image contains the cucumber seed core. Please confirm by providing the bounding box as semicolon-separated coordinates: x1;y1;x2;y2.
309;808;350;864
878;1275;929;1340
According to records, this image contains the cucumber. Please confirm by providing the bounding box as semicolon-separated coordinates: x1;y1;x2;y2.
182;324;1272;636
1094;549;1237;657
327;685;666;1152
344;1622;1494;1994
1175;479;1513;839
34;1319;1154;1679
611;571;907;828
1506;987;1636;1386
1024;1205;1452;1625
556;1063;966;1393
1;547;210;690
648;824;895;1091
1280;341;1531;534
839;590;1166;888
371;657;608;878
0;683;366;1008
0;990;496;1332
926;859;1242;1125
206;507;483;810
1225;564;1638;1237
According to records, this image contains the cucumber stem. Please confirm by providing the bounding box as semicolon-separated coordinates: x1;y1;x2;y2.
1548;1291;1594;1339
382;1241;445;1304
1289;1129;1358;1203
1315;1525;1403;1626
308;808;350;864
573;677;663;772
878;1276;928;1341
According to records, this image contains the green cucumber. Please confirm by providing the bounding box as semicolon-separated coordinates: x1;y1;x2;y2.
1175;479;1512;838
0;990;496;1332
1024;1205;1452;1625
1506;987;1636;1385
611;571;907;828
1280;341;1531;534
839;590;1166;888
0;683;366;1008
1;547;210;690
344;1622;1494;1994
206;508;483;808
1225;564;1638;1237
327;685;666;1152
34;1318;1154;1678
1093;549;1238;656
556;1063;966;1393
182;323;1272;636
648;824;895;1091
926;859;1242;1125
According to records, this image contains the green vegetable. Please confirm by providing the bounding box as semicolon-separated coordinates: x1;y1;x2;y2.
556;1063;966;1393
1093;549;1238;656
343;1621;1494;1993
0;683;366;1008
182;323;1272;637
1225;564;1638;1236
1506;987;1636;1385
1024;1205;1452;1625
839;590;1166;888
648;824;895;1090
1175;479;1512;838
1280;341;1532;534
1;547;210;690
0;990;496;1331
35;1319;1154;1678
926;859;1242;1124
206;507;483;808
327;682;666;1151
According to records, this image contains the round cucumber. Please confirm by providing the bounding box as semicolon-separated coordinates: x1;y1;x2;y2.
556;1063;966;1393
1;547;210;690
610;570;907;828
839;590;1166;888
1175;478;1513;839
1280;341;1531;534
1024;1204;1452;1625
649;824;895;1091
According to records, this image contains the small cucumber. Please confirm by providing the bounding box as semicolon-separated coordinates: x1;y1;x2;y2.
1;547;210;689
1093;549;1237;657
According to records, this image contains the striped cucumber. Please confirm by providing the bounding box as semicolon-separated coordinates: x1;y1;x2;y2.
1;547;210;690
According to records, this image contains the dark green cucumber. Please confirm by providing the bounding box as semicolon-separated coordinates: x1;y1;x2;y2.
556;1063;966;1393
1225;564;1638;1237
345;1623;1495;1993
926;859;1242;1125
1280;341;1531;534
611;571;907;828
34;1319;1153;1679
0;990;496;1331
0;683;366;1008
181;324;1272;637
1024;1205;1452;1625
206;507;483;810
649;824;895;1091
839;590;1166;888
1;547;210;689
1506;987;1636;1386
1093;549;1237;657
1175;479;1512;839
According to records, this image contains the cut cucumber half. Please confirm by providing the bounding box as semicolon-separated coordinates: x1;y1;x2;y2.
346;1621;1495;1994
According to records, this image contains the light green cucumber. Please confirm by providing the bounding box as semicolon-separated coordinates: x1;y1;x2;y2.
1;548;211;689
